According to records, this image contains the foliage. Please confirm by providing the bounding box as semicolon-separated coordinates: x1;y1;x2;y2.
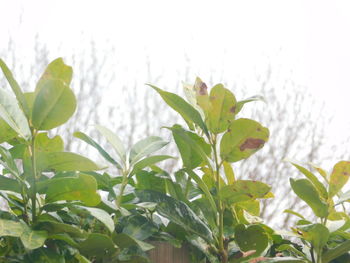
0;59;348;263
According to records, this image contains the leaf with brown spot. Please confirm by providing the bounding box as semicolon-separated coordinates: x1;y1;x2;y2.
207;84;237;134
194;77;210;115
240;138;265;151
329;161;350;197
220;118;269;163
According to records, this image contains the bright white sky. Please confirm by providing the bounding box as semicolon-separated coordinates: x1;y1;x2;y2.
1;0;350;165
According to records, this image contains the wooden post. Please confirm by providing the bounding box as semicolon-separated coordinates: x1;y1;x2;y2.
148;241;190;263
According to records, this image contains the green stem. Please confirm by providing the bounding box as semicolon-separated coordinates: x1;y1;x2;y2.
184;175;191;199
211;135;227;263
116;170;129;208
30;131;37;224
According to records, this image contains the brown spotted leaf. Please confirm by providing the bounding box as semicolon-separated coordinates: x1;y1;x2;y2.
207;84;237;134
220;118;269;162
329;161;350;197
193;77;210;114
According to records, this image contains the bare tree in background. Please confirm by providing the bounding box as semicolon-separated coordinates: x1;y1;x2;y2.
1;37;347;228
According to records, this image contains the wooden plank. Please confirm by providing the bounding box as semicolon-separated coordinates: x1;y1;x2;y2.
148;241;190;263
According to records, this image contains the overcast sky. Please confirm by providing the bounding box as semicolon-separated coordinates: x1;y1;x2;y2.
1;0;350;164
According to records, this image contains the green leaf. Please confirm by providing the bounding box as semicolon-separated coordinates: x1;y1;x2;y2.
234;224;268;257
258;258;306;263
37;219;86;238
24;247;65;263
122;215;157;240
32;79;76;130
223;161;235;184
0;175;21;193
220;118;269;163
35;132;64;152
75;253;91;263
283;209;306;220
219;180;271;204
276;244;307;259
337;190;350;205
322;240;350;263
95;125;126;162
0;118;17;143
20;224;48;250
0;88;31;140
45;173;101;206
130;155;173;176
236;200;260;216
299;223;329;254
36;58;73;91
207;84;237;134
0;59;30;118
136;190;214;243
136;171;167;194
130;136;168;165
185;169;217;215
290;178;328;218
0;219;23;237
169;124;211;169
76;206;114;232
79;233;117;259
0;145;20;177
43;152;102;172
235;95;264;114
329;161;350;197
287;160;328;199
309;162;329;182
73;131;120;167
113;233;154;251
149;84;208;135
0;219;48;250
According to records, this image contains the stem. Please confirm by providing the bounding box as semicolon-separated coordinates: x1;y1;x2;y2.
211;135;227;262
116;170;129;208
30;131;37;224
310;246;315;263
184;175;191;199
